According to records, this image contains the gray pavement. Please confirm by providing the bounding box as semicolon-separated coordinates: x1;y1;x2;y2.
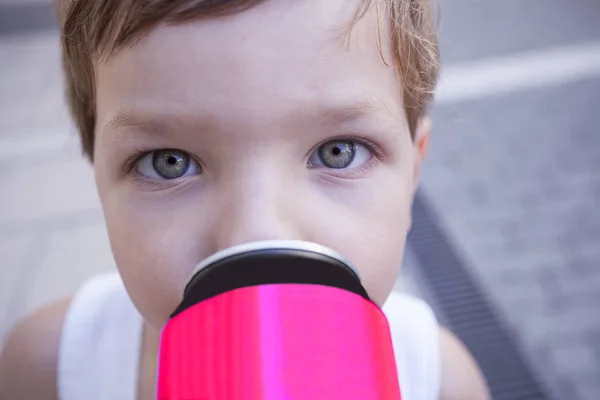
423;2;600;397
439;0;600;64
1;1;599;399
425;76;600;399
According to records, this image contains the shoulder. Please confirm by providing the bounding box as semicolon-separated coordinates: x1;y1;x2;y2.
0;297;73;400
438;326;490;400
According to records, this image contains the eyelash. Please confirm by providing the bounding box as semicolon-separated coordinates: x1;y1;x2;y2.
122;147;155;176
122;135;384;177
308;135;384;162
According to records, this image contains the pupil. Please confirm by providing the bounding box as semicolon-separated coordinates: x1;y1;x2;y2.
332;147;341;156
168;156;177;165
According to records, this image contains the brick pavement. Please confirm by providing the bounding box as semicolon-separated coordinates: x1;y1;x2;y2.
423;76;600;399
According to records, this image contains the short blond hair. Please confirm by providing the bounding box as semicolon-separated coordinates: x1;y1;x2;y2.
57;0;439;161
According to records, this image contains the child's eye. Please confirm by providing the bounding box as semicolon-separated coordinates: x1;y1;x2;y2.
308;140;371;170
135;149;201;180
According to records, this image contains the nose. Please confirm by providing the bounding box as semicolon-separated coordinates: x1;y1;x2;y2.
209;171;303;252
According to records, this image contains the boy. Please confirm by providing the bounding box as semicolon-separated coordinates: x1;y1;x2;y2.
0;0;489;399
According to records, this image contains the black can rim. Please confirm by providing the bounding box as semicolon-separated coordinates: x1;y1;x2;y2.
184;240;361;290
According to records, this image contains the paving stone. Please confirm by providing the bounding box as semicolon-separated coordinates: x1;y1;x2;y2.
549;341;598;378
575;384;600;400
564;251;600;279
489;277;549;316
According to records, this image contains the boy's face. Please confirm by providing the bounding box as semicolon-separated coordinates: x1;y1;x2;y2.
94;0;428;331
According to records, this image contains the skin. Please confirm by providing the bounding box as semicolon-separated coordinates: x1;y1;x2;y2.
0;1;490;399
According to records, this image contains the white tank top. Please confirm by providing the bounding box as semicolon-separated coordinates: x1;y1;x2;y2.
57;272;440;400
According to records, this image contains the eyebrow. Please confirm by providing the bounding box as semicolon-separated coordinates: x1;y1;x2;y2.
320;98;399;127
104;110;172;136
100;109;217;152
99;110;195;156
100;98;403;145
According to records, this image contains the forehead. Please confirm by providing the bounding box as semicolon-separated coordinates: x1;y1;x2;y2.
94;0;404;134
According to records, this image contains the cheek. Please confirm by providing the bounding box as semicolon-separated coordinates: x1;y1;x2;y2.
102;194;210;330
350;192;412;306
316;175;414;306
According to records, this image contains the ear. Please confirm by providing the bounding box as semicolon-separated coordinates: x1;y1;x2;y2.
412;116;431;194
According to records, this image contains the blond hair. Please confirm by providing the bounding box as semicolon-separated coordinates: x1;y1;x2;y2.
57;0;439;161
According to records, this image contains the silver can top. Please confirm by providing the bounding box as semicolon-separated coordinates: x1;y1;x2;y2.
187;240;361;285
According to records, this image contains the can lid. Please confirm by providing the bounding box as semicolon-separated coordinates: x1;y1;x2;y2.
186;240;361;287
173;240;369;318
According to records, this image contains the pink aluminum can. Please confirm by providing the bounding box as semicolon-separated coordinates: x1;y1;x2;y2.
156;241;401;400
